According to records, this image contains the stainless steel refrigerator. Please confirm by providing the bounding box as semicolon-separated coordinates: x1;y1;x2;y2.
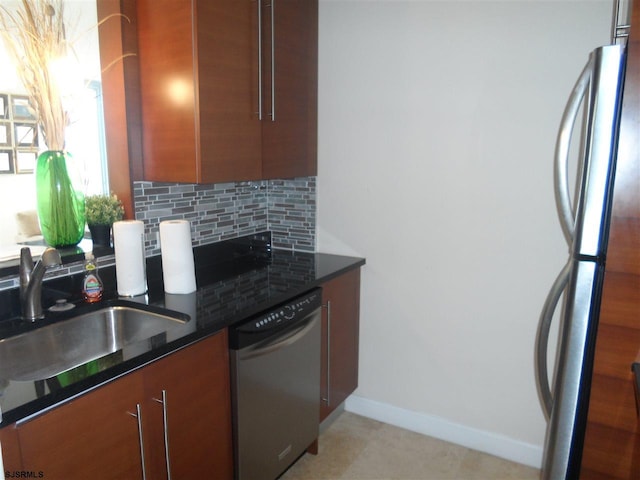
535;44;627;479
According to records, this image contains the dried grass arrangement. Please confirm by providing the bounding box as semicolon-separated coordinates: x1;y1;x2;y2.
0;0;69;151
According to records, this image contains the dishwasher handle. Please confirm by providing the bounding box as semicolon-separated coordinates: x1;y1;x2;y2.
238;309;320;360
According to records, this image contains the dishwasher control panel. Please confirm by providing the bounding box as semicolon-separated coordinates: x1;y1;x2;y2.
237;288;322;334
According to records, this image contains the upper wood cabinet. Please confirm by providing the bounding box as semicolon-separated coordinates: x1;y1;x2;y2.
136;0;318;184
261;0;318;179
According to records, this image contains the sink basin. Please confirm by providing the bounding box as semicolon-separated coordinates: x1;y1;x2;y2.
0;303;189;382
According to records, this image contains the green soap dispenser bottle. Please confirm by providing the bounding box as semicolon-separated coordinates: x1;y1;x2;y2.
83;252;103;303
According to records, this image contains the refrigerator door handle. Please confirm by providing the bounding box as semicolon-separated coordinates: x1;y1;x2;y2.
554;59;592;245
572;45;625;258
536;261;572;418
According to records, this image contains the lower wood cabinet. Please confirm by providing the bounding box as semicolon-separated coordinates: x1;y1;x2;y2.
19;371;146;479
0;422;23;473
143;331;233;479
320;268;361;422
5;330;233;480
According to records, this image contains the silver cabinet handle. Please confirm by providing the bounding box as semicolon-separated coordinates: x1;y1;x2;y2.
554;59;592;245
153;390;172;480
632;362;640;415
535;261;572;419
268;0;275;121
321;300;331;405
128;404;147;480
257;0;263;120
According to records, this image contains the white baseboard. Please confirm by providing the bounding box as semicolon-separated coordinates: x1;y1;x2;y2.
344;395;543;469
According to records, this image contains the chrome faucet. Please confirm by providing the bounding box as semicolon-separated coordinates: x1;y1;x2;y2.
19;247;62;321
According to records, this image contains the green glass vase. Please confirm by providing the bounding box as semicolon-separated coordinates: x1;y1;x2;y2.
36;150;86;248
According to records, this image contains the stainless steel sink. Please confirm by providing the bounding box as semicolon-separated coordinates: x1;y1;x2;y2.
0;304;189;382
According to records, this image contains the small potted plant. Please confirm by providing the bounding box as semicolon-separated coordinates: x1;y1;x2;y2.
85;193;125;246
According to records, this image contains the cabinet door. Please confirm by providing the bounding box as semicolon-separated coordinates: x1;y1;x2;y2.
0;423;23;472
261;0;318;179
197;0;262;183
137;0;198;182
137;0;262;184
143;331;234;480
18;373;145;480
320;269;361;421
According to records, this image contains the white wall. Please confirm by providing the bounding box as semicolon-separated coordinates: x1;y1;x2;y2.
317;0;612;468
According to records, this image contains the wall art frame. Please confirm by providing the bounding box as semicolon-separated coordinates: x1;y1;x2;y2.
14;150;37;174
11;95;35;121
0;149;15;174
0;94;8;120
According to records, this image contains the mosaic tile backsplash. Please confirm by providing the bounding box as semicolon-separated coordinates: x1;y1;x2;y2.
0;177;316;290
135;177;316;255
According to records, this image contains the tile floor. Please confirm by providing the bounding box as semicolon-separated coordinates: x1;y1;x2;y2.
280;412;540;480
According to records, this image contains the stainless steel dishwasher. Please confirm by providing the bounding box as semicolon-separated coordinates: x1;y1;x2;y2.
229;288;322;480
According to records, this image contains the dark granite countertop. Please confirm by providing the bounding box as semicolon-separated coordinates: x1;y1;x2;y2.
0;232;365;427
